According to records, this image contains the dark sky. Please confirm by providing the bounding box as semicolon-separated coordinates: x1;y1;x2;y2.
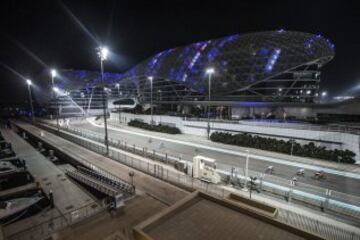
1;0;360;105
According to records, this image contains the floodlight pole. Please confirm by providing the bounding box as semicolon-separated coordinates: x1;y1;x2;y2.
151;78;153;125
243;150;250;192
51;70;60;131
207;72;213;140
100;58;109;156
116;84;121;123
27;82;35;123
148;76;154;125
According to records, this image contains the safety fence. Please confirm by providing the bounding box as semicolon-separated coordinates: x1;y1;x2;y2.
31;121;360;240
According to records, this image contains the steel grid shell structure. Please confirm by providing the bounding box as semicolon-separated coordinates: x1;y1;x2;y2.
45;30;335;113
121;30;334;103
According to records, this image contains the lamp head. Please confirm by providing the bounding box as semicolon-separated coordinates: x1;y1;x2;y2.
98;46;108;61
51;69;57;77
26;79;32;85
206;68;215;75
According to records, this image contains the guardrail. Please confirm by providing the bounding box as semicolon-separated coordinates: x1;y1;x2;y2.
30;121;360;240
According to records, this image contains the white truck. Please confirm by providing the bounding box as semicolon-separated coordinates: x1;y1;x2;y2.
192;155;221;184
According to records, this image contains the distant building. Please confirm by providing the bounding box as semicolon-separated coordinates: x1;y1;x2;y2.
38;31;337;119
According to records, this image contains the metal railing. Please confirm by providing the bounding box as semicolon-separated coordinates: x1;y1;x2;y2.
31;122;360;240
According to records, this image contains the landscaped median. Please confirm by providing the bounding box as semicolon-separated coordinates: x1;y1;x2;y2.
128;119;181;134
210;131;356;164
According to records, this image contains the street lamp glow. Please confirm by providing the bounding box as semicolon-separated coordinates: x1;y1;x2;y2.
53;87;59;93
51;69;57;78
206;68;215;75
115;83;120;88
306;90;311;95
148;76;154;124
278;88;282;92
205;67;215;140
98;46;109;61
97;45;110;155
26;79;32;85
321;91;327;97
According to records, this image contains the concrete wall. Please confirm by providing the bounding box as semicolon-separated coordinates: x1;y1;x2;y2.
110;112;360;163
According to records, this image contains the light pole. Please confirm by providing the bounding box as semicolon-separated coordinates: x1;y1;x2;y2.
116;83;121;123
205;68;214;139
243;149;250;192
50;69;57;123
158;89;162;115
51;69;56;88
53;87;60;131
97;46;109;155
148;76;154;125
26;79;35;123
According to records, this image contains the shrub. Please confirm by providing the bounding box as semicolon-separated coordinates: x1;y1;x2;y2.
128;120;181;134
210;132;356;164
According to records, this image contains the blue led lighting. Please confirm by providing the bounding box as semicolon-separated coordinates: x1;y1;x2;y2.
265;48;281;72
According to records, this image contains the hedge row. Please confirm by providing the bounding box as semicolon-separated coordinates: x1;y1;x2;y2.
210;132;356;164
128;120;181;134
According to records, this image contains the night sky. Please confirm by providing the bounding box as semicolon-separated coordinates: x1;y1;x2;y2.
1;0;360;105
